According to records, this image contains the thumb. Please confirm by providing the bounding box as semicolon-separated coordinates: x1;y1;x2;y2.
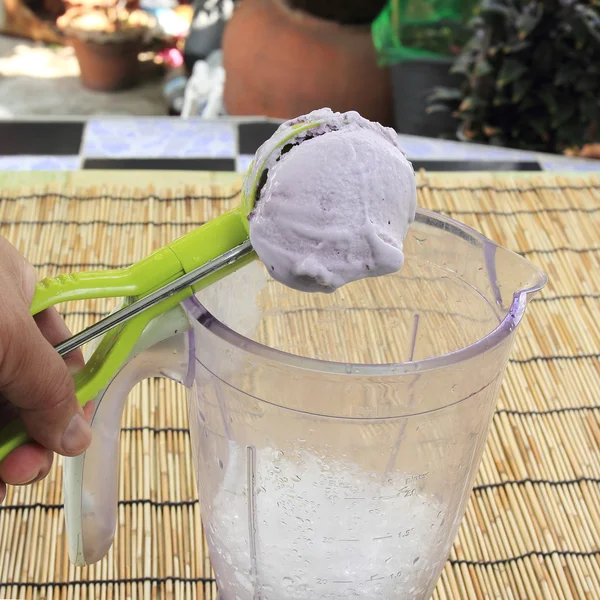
0;240;91;457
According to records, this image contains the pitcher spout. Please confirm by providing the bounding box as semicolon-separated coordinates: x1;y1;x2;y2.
483;237;548;313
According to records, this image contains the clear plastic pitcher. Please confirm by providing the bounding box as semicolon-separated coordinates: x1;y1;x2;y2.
64;208;547;599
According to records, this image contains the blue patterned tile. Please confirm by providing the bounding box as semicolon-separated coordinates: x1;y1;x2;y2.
0;156;80;171
83;118;236;159
397;135;538;161
237;154;254;174
539;157;600;172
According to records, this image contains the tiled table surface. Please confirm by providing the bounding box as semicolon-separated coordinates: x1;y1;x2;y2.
0;117;598;173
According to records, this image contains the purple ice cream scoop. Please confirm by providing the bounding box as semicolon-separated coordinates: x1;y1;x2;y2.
247;108;418;293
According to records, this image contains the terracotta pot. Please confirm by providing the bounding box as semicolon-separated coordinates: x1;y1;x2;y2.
71;37;142;91
222;0;393;125
59;9;152;92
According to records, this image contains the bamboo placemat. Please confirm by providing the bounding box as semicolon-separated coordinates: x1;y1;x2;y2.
0;171;598;600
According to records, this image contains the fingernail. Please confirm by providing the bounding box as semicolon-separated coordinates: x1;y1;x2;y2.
68;363;83;376
82;400;95;424
15;469;40;485
61;413;92;455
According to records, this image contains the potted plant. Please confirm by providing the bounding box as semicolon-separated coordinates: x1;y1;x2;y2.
372;0;478;138
1;0;66;44
428;0;600;154
57;0;155;92
222;0;393;125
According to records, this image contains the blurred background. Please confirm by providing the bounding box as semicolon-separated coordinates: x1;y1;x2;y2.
0;0;599;159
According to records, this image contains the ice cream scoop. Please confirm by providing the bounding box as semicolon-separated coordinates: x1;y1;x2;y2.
247;108;417;292
0;108;417;462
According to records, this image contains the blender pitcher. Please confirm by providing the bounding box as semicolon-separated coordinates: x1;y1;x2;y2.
64;208;546;599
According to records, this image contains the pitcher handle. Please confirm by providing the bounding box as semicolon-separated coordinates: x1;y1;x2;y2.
64;304;195;567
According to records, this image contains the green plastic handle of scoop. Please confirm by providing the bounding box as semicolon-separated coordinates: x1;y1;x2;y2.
0;209;255;463
0;118;321;464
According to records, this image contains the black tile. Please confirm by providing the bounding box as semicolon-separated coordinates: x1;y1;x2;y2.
410;160;542;172
83;158;236;171
238;122;281;155
0;121;84;155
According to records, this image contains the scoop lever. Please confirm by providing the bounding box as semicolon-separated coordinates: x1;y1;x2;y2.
55;240;254;357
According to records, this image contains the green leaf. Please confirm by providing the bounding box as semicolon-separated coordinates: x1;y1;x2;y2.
574;6;600;47
567;13;593;48
538;88;559;115
428;87;463;102
516;5;543;37
554;37;585;62
493;93;511;106
533;40;555;75
556;123;587;148
555;64;578;87
459;97;475;111
467;16;486;29
580;96;600;121
503;40;531;55
552;104;576;129
512;78;533;103
510;127;525;140
480;0;513;18
450;52;476;76
576;77;598;93
516;96;539;113
497;59;528;87
529;118;550;142
475;59;494;76
426;104;452;115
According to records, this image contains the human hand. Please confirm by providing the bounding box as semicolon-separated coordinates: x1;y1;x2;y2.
0;237;92;503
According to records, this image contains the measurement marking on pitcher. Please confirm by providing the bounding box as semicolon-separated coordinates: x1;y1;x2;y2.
246;445;261;600
406;472;429;484
373;535;393;541
339;539;360;543
369;574;386;581
384;312;420;476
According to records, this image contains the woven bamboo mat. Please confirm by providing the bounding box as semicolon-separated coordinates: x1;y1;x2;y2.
0;170;599;600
